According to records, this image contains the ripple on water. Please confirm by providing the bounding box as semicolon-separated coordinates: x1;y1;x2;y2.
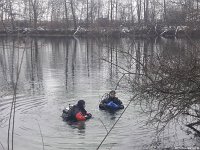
0;93;47;125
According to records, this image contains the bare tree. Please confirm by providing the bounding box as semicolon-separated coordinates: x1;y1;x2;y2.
70;0;77;30
110;0;113;21
144;0;149;24
29;0;39;29
137;0;142;24
86;0;89;28
28;0;47;30
64;0;69;30
163;0;167;23
90;0;94;24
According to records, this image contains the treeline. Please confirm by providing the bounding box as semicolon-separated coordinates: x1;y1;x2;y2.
0;0;200;36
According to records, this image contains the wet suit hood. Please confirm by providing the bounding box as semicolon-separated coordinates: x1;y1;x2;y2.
77;100;85;108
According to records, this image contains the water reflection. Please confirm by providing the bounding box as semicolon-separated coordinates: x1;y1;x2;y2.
0;37;199;149
67;121;86;131
65;39;69;90
123;37;200;149
26;38;44;95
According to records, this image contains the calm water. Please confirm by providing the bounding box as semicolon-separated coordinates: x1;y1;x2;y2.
0;37;199;150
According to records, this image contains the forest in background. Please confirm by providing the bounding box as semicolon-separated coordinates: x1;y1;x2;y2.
0;0;200;37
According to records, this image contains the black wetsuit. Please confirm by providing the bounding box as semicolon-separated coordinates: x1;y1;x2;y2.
67;105;87;121
62;104;92;121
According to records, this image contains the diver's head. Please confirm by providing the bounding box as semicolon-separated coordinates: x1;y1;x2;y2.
109;90;116;98
77;100;85;108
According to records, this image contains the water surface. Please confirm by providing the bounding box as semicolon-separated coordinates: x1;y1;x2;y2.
0;37;199;150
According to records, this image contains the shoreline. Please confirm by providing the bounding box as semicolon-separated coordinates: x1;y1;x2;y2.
0;29;200;39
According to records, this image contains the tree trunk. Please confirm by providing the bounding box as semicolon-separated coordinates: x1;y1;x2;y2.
90;0;93;24
64;0;69;30
86;0;89;28
8;0;15;30
163;0;167;24
97;0;100;19
70;0;77;30
30;0;38;30
1;9;6;31
131;0;134;23
110;0;113;21
137;0;142;24
107;0;110;20
144;0;149;24
115;0;118;20
151;0;156;22
197;0;199;21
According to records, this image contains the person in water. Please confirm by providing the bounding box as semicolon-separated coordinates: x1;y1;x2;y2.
99;90;124;109
64;100;92;121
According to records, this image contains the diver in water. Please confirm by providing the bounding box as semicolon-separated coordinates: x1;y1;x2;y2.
62;100;92;121
99;90;124;110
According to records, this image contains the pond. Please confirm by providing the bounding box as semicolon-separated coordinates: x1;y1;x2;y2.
0;36;199;150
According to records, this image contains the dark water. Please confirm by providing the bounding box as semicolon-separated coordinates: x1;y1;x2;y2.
0;37;199;150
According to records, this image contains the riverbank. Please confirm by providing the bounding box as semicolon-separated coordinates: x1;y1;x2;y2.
0;29;156;38
1;27;200;38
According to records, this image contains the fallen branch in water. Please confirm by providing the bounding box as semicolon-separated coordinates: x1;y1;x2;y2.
96;94;138;150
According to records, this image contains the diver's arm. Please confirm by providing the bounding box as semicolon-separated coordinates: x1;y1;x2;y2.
115;98;122;105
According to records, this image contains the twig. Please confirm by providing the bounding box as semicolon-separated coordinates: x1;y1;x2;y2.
7;38;27;150
0;141;5;150
101;58;140;75
12;40;26;150
99;118;108;133
36;120;45;150
186;120;200;127
183;112;200;119
7;42;15;150
96;94;138;150
99;93;109;103
186;121;200;136
114;73;126;91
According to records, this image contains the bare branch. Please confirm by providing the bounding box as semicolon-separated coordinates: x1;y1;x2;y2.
37;120;45;150
98;118;108;133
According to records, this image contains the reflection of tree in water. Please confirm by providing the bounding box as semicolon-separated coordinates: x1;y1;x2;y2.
0;37;44;94
132;39;200;138
0;38;31;95
103;38;121;84
25;38;44;94
72;38;77;78
65;38;69;90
